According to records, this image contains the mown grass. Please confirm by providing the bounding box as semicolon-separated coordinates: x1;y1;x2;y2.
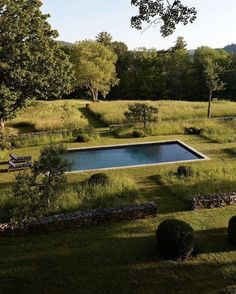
1;100;236;293
89;100;236;125
7;100;89;133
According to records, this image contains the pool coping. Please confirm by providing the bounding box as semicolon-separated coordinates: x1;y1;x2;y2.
66;140;210;173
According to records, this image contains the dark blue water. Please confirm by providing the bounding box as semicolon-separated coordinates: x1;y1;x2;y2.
65;142;202;172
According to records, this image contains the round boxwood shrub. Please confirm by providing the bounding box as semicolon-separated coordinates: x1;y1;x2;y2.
177;166;194;178
228;216;236;245
184;127;201;135
133;130;145;138
76;134;89;143
88;173;110;185
156;219;195;261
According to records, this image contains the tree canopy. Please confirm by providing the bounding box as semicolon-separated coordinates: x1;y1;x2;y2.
72;40;119;101
131;0;197;36
0;0;73;129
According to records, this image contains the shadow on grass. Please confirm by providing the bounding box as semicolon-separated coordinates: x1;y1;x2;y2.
79;107;105;128
10;121;36;133
195;227;235;254
223;148;236;157
142;176;236;214
1;224;236;293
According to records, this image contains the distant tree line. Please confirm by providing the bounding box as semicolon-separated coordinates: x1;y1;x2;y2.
61;34;236;103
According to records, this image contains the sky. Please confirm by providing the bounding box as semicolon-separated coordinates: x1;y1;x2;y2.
41;0;236;50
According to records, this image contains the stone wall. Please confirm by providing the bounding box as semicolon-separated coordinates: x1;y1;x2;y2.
0;202;158;236
192;193;236;210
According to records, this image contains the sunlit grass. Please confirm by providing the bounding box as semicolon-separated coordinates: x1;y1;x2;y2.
89;100;236;125
7;100;89;133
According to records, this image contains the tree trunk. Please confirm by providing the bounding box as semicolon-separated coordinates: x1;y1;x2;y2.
207;90;213;119
0;117;5;130
91;89;98;102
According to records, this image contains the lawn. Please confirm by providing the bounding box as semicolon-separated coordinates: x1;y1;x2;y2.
1;100;236;293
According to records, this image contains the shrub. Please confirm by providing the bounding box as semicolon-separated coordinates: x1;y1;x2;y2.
88;173;110;185
184;127;201;135
0;140;12;150
219;285;236;294
156;219;195;261
228;216;236;245
133;130;145;138
76;134;89;143
177;166;194;178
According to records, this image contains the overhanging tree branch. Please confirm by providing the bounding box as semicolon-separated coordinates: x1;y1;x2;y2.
131;0;197;37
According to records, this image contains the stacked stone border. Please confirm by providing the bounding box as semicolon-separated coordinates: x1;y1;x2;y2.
0;202;158;236
192;192;236;210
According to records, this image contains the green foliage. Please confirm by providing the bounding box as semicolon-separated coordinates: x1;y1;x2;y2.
228;216;236;246
11;145;71;220
184;127;201;135
156;219;195;261
203;59;226;118
125;103;158;129
76;134;90;143
131;0;197;36
176;166;194;178
0;0;73;128
76;175;138;210
72;40;119;101
96;31;113;47
88;173;110;186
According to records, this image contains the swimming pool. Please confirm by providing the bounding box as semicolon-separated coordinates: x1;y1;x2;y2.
65;140;208;172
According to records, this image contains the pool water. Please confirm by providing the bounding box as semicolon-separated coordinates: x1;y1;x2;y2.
65;141;205;172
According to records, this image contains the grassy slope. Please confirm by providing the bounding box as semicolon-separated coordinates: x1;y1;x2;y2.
7;100;90;134
89;100;236;125
1;100;236;293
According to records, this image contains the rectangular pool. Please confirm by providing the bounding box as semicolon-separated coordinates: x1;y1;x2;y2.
65;141;208;172
65;140;208;172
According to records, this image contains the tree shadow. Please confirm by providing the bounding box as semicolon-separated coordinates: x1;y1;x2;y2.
223;147;236;158
10;121;36;133
1;226;236;293
79;107;105;128
141;176;236;214
195;227;235;254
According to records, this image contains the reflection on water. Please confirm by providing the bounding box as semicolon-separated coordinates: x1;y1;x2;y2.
65;142;202;171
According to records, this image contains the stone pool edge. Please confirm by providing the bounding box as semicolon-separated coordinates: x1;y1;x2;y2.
66;139;210;174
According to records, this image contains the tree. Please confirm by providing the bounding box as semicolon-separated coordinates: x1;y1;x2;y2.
203;59;226;118
125;103;158;129
111;41;129;56
0;0;73;130
72;40;119;101
96;31;113;47
12;145;71;220
131;0;197;37
171;36;187;52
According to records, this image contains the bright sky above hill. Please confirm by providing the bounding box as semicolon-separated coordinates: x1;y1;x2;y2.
42;0;236;50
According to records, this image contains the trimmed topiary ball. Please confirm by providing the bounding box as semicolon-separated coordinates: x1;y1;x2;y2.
177;166;194;178
156;219;195;261
88;173;110;185
133;130;145;138
228;216;236;245
76;134;89;143
184;127;201;135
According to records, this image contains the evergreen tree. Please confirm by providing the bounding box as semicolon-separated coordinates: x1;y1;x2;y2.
0;0;73;130
96;31;113;47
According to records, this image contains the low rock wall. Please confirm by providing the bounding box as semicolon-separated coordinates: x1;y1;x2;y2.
0;202;158;236
192;193;236;210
